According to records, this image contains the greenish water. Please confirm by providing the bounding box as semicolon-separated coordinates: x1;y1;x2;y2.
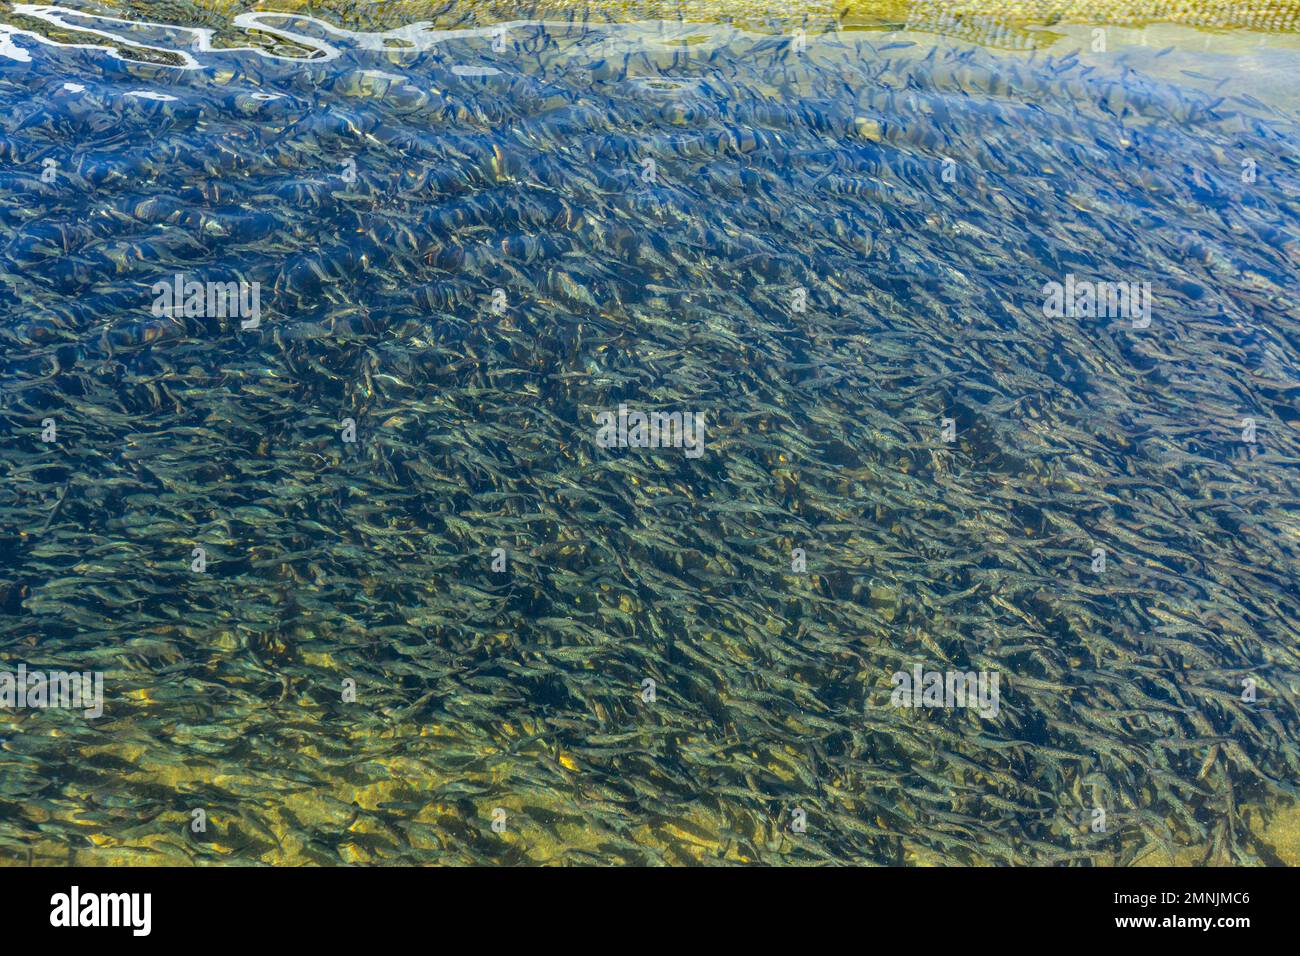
1;4;1298;865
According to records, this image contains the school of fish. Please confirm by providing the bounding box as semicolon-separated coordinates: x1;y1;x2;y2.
0;4;1298;864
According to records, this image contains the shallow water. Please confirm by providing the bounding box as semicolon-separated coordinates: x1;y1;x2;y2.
1;4;1299;865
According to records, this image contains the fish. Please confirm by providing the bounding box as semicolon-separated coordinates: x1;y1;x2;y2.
0;5;1297;868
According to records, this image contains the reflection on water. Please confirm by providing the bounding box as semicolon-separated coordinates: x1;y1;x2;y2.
0;3;1298;865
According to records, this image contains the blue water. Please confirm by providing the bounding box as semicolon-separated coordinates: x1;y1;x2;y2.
1;10;1298;865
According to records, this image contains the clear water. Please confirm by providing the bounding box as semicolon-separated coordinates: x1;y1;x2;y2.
1;5;1298;865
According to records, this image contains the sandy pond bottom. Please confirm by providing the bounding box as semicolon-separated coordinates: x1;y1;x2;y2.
0;3;1298;865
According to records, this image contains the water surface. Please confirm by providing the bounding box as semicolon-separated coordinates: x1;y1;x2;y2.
1;3;1298;865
